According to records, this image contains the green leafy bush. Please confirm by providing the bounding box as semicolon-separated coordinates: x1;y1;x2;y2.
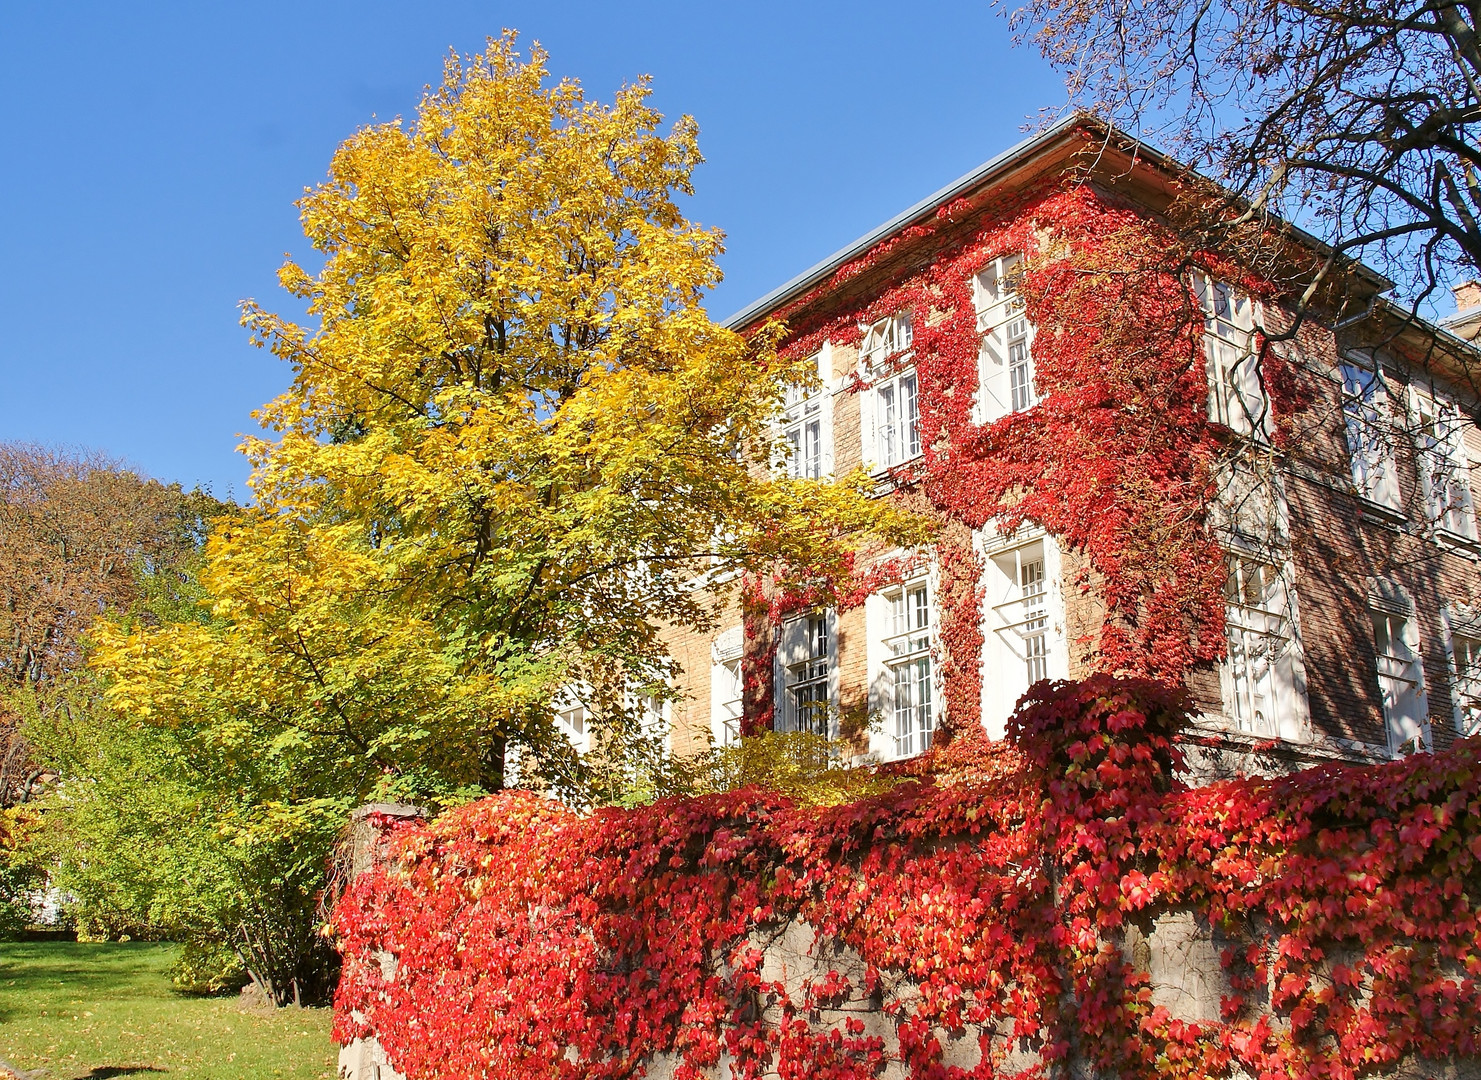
169;935;249;995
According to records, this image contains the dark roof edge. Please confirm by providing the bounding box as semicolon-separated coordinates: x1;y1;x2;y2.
720;113;1393;332
721;114;1084;330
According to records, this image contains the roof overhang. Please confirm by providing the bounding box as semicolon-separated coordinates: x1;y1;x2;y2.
722;113;1393;332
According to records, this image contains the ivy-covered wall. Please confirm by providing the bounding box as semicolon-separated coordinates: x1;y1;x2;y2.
333;678;1481;1080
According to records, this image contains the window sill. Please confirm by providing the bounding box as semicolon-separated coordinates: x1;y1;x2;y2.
1350;493;1406;525
869;459;924;496
1431;525;1481;555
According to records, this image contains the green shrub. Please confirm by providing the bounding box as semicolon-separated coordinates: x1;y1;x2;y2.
168;936;248;996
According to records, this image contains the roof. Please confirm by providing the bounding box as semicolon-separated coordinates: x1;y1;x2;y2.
721;114;1391;331
721;115;1082;330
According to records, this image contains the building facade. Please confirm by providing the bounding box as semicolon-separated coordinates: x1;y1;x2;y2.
577;118;1481;774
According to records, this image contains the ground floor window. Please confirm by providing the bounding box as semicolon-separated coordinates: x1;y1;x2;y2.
777;612;833;736
553;686;592;754
1450;632;1481;737
1220;555;1305;738
884;579;934;757
1370;587;1431;754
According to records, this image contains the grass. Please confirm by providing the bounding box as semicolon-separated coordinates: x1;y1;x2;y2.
0;942;336;1080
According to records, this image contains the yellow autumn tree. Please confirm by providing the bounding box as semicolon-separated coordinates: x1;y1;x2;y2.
93;34;917;806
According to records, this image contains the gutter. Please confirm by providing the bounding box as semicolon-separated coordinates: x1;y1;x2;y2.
720;114;1392;332
720;114;1085;330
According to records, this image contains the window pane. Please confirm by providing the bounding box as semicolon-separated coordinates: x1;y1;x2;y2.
902;374;920;459
879;383;897;465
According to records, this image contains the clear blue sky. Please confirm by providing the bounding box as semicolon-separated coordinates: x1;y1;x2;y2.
0;1;1064;497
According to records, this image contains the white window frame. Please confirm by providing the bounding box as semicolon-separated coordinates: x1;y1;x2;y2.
1195;273;1268;438
1441;604;1481;738
1409;384;1477;539
1339;356;1402;511
979;530;1068;739
974;254;1037;422
634;689;671;753
1218;552;1310;742
553;684;593;755
775;610;837;736
884;577;935;759
861;313;920;471
1368;580;1432;756
777;345;834;481
709;626;744;747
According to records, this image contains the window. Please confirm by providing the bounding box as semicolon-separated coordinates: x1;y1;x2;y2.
1340;359;1401;510
778;349;830;481
1449;628;1481;738
1411;387;1476;538
884;579;934;757
554;687;592;754
862;314;920;469
778;612;833;735
1195;273;1267;437
1220;555;1305;739
638;692;669;744
710;627;744;747
982;536;1066;736
1210;459;1289;550
975;255;1036;421
1371;603;1431;754
861;311;913;368
781;382;824;479
991;544;1050;689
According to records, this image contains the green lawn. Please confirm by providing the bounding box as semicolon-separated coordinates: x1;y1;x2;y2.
0;942;336;1080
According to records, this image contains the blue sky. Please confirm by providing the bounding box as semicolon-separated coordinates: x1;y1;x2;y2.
0;1;1064;497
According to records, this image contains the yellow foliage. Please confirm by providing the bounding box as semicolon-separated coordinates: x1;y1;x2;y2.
693;732;899;807
92;34;923;802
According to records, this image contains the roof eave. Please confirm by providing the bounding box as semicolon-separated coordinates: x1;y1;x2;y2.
721;114;1086;330
720;114;1392;332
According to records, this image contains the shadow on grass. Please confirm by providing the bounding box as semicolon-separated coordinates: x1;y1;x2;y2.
82;1069;167;1078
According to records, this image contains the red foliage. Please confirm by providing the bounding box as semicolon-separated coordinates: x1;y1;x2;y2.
773;182;1288;682
333;677;1481;1080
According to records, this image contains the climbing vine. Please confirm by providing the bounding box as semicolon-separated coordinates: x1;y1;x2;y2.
333;677;1481;1080
769;179;1310;683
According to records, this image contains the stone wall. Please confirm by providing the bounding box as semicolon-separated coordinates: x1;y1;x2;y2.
334;802;1481;1080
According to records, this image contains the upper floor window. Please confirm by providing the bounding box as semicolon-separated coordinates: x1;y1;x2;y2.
883;578;934;758
862;314;920;469
777;612;833;736
1340;359;1401;511
1411;386;1476;539
1370;595;1431;755
861;311;913;368
1195;273;1268;438
778;350;830;481
1220;554;1305;740
975;255;1036;421
780;381;825;480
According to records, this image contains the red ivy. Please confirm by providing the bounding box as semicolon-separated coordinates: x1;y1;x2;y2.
333;677;1481;1080
771;182;1302;682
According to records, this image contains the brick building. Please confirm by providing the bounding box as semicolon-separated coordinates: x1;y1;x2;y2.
568;116;1481;773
